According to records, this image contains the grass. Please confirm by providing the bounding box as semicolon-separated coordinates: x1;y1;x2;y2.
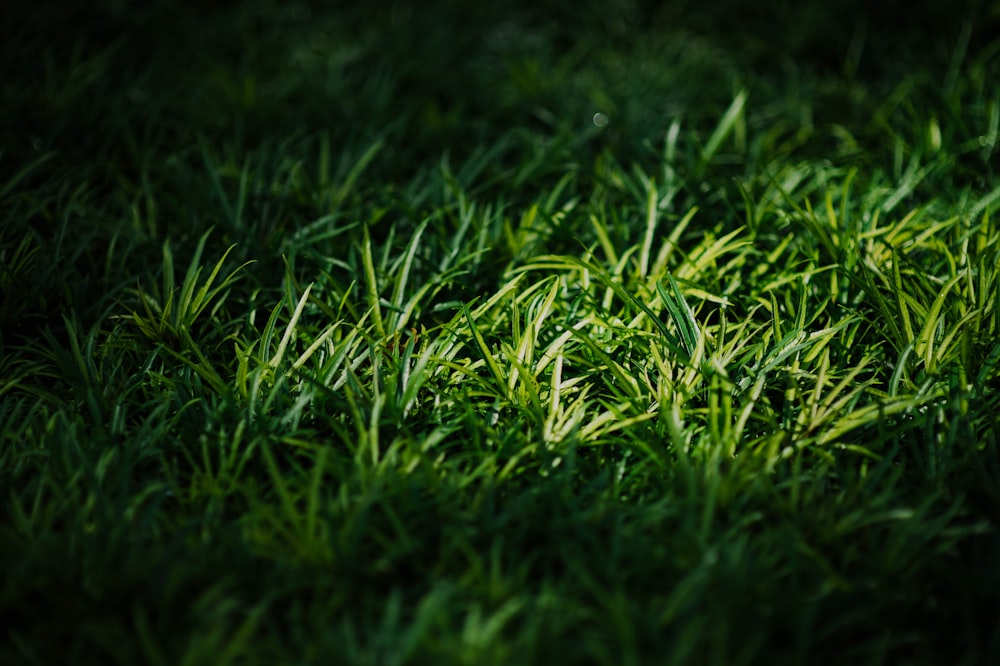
2;1;999;664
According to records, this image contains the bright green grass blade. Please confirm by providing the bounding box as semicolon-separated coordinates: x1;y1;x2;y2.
176;230;209;326
270;283;313;369
657;275;701;358
387;219;428;332
890;247;916;347
187;245;251;323
639;177;658;278
916;273;962;373
461;302;507;394
650;206;698;279
362;225;385;339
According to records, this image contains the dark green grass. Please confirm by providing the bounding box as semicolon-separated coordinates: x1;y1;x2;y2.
2;1;1000;664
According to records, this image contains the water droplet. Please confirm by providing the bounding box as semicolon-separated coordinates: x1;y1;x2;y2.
592;112;609;128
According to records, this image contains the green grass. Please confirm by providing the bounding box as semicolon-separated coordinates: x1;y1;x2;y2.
2;1;999;664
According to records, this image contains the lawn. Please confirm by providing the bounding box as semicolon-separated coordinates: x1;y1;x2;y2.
2;1;999;664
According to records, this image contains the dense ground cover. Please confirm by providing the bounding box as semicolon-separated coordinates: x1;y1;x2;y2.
2;1;999;663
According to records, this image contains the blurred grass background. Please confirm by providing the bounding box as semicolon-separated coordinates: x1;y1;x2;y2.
3;0;997;330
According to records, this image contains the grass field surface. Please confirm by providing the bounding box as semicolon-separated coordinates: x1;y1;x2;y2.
2;1;999;663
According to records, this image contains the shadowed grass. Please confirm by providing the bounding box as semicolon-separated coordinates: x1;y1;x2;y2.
1;1;999;665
